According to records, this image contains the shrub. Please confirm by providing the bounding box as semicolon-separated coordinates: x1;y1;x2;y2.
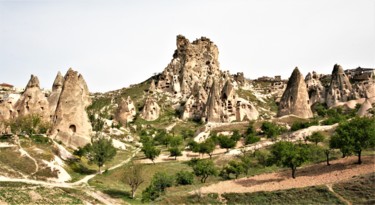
244;134;260;145
175;171;194;185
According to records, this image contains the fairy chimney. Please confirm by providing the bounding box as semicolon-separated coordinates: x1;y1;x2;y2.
115;96;136;125
326;64;353;107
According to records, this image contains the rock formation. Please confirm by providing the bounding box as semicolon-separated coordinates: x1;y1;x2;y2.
156;35;222;97
278;67;313;118
115;96;136;125
48;72;64;116
326;64;353;107
357;98;373;117
221;80;237;122
140;96;160;121
181;82;208;120
13;75;50;120
236;99;259;121
0;98;15;121
305;71;325;105
52;69;92;148
202;80;222;122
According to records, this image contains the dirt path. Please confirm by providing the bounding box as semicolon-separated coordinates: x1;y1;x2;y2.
326;184;352;205
200;155;375;194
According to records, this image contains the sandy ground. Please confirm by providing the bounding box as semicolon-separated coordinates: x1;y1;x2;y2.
200;155;375;194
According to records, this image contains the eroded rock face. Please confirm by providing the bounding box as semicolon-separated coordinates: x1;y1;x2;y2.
357;98;373;117
48;72;64;116
140;96;160;121
236;98;259;121
203;80;222;122
305;71;325;105
115;96;136;125
0;99;15;121
52;69;92;148
182;82;208;120
278;67;313;118
156;35;222;97
14;75;50;120
326;64;353;107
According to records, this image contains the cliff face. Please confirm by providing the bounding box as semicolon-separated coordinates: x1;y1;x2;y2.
115;96;136;125
48;72;64;115
326;64;353;107
278;67;313;118
52;69;92;149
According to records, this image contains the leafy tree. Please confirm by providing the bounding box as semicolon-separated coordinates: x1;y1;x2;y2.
188;140;200;153
169;146;182;160
141;142;161;164
246;122;256;135
244;134;260;145
220;160;244;179
189;159;218;183
238;152;255;175
169;136;183;147
231;130;242;142
141;172;174;202
86;135;117;173
254;150;271;167
175;170;194;185
154;130;172;147
324;149;331;166
261;121;286;140
7;114;51;135
124;162;144;199
307;132;325;145
270;141;309;178
199;139;216;158
218;135;236;152
330;117;375;164
73;146;90;160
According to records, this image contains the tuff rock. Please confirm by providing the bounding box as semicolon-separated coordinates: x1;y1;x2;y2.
326;64;353;107
278;67;313;118
115;96;136;125
140;96;160;121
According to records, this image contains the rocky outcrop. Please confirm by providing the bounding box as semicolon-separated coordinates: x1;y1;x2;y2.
357;98;373;117
115;96;136;125
202;80;222;122
0;99;15;121
326;64;353;107
221;80;237;122
235;99;259;121
156;35;222;97
278;67;313;118
182;82;208;120
140;96;160;121
13;75;50;120
305;71;325;105
48;72;64;116
52;69;92;148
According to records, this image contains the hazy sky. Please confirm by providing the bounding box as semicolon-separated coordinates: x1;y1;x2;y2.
1;0;374;92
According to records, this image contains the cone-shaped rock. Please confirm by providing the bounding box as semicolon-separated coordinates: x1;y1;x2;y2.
305;71;325;105
52;69;92;148
278;68;313;118
203;80;222;122
326;64;352;107
115;96;136;125
14;75;50;120
357;98;373;117
140;96;160;121
48;71;64;115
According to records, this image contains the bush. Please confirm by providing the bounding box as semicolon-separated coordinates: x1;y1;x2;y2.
244;134;260;145
30;135;51;144
7;114;51;135
175;171;194;185
291;120;319;131
142;172;174;202
261;122;286;140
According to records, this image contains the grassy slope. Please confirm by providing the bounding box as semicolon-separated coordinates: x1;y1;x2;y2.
0;182;99;204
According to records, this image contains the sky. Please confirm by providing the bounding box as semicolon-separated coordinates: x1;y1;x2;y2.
0;0;374;92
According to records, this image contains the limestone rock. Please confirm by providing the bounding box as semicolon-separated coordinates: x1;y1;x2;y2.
221;80;237;122
52;69;92;148
14;75;50;120
278;67;313;118
140;96;160;121
115;96;136;125
48;72;64;115
235;98;259;121
0;97;15;121
305;71;325;105
326;64;353;107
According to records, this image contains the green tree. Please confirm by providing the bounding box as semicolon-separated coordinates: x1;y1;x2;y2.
124;162;144;199
142;172;174;202
231;130;242;142
307;132;325;145
169;136;183;147
189;159;218;183
330;117;375;164
220;160;244;179
86;135;117;173
218;135;236;152
175;170;194;185
238;152;255;175
270;141;309;178
142;143;161;164
169;146;182;160
199;139;216;158
244;134;260;145
261;121;285;140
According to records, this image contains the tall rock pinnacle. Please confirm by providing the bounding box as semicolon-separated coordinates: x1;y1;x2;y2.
277;67;313;118
326;64;353;107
